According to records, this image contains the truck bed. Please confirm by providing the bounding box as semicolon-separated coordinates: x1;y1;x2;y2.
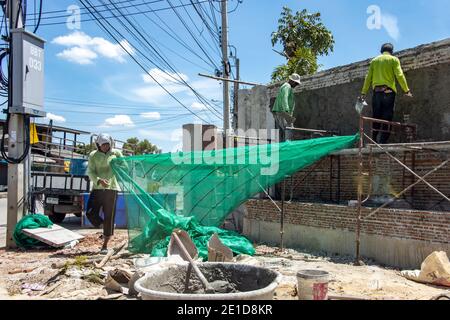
32;172;90;194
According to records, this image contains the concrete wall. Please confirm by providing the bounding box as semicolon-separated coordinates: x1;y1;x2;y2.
238;38;450;142
244;219;450;269
244;199;450;269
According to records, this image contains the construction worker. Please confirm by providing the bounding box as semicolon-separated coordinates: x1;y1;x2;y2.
360;43;413;144
272;73;302;141
86;133;123;253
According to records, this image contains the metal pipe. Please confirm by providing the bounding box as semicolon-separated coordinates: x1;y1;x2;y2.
362;145;373;204
364;134;450;203
363;158;450;220
280;178;285;251
355;115;364;265
330;155;333;202
286;127;337;135
337;155;341;204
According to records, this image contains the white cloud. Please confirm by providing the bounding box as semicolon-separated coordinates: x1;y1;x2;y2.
52;31;133;65
102;115;134;127
57;47;97;65
52;31;92;46
381;13;400;41
142;69;189;85
140;112;161;120
46;113;66;123
191;102;208;111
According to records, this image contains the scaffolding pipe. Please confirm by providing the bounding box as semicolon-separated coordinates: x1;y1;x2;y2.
364;134;450;203
355;115;364;265
363;158;450;220
280;178;286;251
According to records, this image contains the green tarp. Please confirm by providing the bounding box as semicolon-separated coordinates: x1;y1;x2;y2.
111;135;358;259
13;214;53;248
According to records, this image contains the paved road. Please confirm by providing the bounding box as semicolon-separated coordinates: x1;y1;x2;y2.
0;198;6;248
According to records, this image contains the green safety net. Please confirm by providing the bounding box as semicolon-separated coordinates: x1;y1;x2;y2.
111;135;358;259
14;214;53;248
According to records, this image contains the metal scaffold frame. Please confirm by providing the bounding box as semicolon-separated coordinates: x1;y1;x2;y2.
354;115;450;264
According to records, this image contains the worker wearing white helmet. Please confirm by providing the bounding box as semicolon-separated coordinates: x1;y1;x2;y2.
86;133;124;253
272;73;301;141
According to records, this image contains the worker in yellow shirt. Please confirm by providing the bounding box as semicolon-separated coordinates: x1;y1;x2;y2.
360;43;413;144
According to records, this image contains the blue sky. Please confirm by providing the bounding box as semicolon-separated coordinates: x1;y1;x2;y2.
2;0;450;151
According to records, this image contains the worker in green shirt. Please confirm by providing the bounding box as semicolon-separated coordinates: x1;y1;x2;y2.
360;43;413;144
86;133;124;253
272;73;301;141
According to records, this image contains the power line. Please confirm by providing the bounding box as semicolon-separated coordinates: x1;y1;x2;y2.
98;0;223;118
46;97;170;110
137;0;218;70
177;0;222;59
165;0;220;71
101;0;223;118
79;0;211;124
26;0;165;22
26;0;221;27
25;0;142;16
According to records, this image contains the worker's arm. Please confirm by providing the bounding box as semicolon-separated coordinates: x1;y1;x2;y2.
113;150;129;171
361;62;374;95
87;152;99;186
393;58;410;93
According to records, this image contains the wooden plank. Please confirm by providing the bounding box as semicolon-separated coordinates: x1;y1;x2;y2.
22;224;84;248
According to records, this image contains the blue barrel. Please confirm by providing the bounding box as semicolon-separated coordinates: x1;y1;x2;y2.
69;159;88;176
82;192;128;228
82;192;178;229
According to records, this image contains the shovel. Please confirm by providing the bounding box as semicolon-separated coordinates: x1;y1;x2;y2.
171;231;216;294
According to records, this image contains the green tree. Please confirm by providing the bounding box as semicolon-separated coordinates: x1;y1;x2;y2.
123;137;161;155
271;7;335;82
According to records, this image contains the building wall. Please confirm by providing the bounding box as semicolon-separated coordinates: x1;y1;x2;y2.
238;38;450;142
285;150;450;212
244;199;450;269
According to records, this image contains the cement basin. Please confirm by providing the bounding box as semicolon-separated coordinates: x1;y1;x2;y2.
135;263;282;300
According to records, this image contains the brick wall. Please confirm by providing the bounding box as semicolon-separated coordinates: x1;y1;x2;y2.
283;150;450;211
266;39;450;94
246;199;450;244
237;38;450;142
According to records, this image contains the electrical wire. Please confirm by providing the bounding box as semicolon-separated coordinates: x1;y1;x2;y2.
26;0;165;22
165;0;220;71
118;0;223;117
79;0;211;123
32;0;42;33
137;0;218;70
25;0;218;27
98;0;223;118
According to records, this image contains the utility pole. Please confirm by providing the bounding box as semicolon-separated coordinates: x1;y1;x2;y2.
221;0;230;136
6;0;25;248
233;57;240;131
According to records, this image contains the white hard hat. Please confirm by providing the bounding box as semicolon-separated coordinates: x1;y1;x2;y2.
289;73;301;85
96;133;112;146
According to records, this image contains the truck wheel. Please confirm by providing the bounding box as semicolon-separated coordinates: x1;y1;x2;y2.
49;212;66;223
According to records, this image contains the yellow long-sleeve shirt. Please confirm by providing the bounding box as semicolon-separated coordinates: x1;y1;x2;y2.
361;52;410;95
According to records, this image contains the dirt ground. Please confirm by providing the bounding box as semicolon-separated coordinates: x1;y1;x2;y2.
0;229;449;300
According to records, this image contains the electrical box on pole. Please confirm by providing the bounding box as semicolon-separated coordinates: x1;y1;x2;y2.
10;29;46;117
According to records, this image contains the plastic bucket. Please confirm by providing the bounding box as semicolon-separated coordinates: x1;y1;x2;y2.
69;159;88;176
297;270;330;300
